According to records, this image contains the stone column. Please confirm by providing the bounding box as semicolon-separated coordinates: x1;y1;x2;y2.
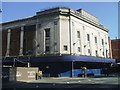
6;29;11;57
35;24;40;56
19;26;24;56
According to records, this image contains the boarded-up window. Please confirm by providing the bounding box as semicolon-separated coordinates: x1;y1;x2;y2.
23;25;36;55
2;30;7;56
9;27;20;56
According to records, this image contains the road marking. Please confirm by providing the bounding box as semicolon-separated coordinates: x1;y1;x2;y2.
87;79;91;81
94;82;103;83
94;78;101;80
67;82;70;84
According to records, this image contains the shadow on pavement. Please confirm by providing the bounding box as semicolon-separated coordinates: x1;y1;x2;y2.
2;81;120;90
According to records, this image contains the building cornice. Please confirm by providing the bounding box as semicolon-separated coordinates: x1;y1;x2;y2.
2;7;108;32
36;7;108;32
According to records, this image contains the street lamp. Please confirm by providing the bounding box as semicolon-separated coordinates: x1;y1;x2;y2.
71;60;75;77
13;58;16;67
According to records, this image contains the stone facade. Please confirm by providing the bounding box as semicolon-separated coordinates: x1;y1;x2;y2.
2;7;110;58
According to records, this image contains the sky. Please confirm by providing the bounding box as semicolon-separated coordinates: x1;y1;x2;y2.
2;2;118;39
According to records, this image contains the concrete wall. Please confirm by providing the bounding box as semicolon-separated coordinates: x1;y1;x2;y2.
59;15;109;58
59;15;70;54
2;7;110;58
9;67;38;82
36;15;60;55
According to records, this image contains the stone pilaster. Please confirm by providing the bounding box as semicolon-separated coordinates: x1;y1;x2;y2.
5;29;11;57
19;26;24;56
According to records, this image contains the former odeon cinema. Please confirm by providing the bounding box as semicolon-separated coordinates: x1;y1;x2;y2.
2;7;115;77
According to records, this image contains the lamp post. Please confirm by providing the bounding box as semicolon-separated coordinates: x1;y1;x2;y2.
13;58;16;67
71;60;75;77
101;41;108;75
103;42;107;68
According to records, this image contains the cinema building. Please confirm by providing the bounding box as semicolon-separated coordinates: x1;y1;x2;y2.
2;7;115;77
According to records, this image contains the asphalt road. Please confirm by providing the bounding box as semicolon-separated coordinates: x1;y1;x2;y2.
2;77;120;90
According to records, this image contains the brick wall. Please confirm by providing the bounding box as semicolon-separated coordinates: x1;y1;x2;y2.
111;39;120;62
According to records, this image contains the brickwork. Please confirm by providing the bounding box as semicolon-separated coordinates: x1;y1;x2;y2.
111;39;120;62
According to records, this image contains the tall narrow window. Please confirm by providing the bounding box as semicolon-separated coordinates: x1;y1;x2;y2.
87;34;90;41
45;28;50;53
95;50;98;57
77;31;80;38
106;50;108;58
95;37;97;43
46;46;50;52
102;39;104;45
83;26;85;30
64;45;68;51
88;49;90;54
78;47;80;52
103;52;104;56
45;28;50;37
72;22;74;26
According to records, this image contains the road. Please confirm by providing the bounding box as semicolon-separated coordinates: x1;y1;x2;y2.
2;77;120;90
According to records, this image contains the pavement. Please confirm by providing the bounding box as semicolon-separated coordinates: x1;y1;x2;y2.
2;76;120;90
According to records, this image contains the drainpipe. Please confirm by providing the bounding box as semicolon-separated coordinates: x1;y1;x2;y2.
71;61;74;77
69;9;72;55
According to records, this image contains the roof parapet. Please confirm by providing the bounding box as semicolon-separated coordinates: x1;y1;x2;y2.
2;7;108;32
77;9;99;24
36;7;69;15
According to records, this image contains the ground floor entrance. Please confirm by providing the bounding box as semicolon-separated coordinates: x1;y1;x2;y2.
2;55;116;79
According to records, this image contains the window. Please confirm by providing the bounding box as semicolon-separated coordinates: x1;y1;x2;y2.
64;45;68;51
77;31;80;38
45;28;50;53
102;39;104;45
95;50;98;57
88;49;90;54
87;34;90;41
72;22;74;26
83;26;85;30
45;28;50;37
78;47;80;52
106;50;108;58
46;46;50;52
38;24;41;28
95;37;97;43
103;52;104;56
54;21;57;25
